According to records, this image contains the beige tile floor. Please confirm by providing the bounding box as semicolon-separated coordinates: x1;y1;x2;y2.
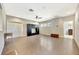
2;35;79;55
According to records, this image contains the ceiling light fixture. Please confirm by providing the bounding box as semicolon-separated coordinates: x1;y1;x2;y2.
35;15;42;19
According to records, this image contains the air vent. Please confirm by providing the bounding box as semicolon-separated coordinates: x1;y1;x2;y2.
29;9;34;12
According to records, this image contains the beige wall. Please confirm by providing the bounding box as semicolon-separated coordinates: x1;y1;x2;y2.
7;22;24;37
6;15;37;38
59;15;75;37
40;19;59;35
58;19;64;37
39;15;75;37
0;4;6;54
0;9;4;54
74;5;79;47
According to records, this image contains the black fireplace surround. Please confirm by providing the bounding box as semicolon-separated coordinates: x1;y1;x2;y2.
27;24;39;36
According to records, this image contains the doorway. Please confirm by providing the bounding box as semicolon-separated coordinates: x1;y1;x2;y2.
64;21;73;39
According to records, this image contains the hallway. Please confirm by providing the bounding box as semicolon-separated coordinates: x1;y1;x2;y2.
2;35;79;55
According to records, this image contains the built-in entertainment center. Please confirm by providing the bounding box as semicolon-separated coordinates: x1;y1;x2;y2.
27;24;39;36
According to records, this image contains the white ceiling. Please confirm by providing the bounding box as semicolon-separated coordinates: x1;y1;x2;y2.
3;3;77;22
